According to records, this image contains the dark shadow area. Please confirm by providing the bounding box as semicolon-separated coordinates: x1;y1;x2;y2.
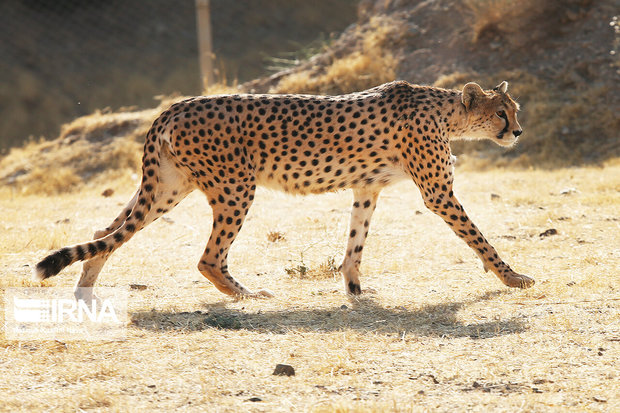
130;289;526;339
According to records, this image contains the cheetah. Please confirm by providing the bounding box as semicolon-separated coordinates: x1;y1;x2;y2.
35;80;535;300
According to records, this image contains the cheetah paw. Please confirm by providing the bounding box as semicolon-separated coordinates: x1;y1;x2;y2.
248;289;275;298
504;273;535;289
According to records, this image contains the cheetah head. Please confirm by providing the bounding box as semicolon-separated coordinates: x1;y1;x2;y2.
461;81;522;147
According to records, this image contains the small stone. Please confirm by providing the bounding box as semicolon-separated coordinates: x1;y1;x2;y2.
559;187;577;195
245;397;262;402
101;188;114;197
130;284;148;290
340;304;348;310
273;364;295;376
490;193;500;200
539;228;558;238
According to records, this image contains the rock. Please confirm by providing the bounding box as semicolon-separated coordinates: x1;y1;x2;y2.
273;364;295;376
539;228;558;238
559;187;577;195
101;188;114;197
130;284;148;290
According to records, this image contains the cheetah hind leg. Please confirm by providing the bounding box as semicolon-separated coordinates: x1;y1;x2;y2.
340;189;380;295
75;154;194;301
198;183;273;299
74;189;140;303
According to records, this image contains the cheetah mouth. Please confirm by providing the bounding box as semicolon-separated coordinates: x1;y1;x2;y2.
496;130;517;142
496;131;518;146
496;111;509;141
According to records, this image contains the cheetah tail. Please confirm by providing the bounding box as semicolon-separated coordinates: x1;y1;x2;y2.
33;126;162;281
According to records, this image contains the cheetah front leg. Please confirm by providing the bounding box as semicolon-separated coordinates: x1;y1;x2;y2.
340;189;380;295
421;187;535;289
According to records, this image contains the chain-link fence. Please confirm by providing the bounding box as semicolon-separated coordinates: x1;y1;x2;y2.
0;0;358;150
0;0;199;149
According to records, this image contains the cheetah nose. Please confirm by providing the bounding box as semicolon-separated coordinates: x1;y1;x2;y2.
513;130;522;137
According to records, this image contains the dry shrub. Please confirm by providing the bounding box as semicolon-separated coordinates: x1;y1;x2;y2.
267;230;286;242
285;256;339;280
20;166;83;195
201;80;241;96
59;107;156;144
273;16;399;95
0;106;160;196
465;0;594;47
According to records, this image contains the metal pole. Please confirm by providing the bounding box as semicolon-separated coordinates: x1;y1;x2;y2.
195;0;214;91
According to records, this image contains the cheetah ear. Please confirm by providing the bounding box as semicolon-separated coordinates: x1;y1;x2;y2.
493;81;508;93
461;82;485;110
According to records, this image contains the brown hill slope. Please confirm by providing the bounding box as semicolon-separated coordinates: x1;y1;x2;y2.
1;0;618;194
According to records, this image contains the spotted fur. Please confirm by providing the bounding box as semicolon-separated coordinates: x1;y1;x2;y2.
34;80;534;298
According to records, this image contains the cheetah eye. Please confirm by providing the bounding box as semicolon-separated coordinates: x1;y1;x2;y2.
495;110;506;119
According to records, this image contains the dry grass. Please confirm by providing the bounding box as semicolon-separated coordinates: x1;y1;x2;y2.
1;162;618;411
273;16;399;95
0;106;157;196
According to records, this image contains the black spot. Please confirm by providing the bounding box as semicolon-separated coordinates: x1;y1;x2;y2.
96;240;107;251
76;245;85;261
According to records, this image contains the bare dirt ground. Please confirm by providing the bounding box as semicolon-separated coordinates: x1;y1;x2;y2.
1;163;618;411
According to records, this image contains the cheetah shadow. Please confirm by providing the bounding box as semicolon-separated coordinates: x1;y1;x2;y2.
130;289;526;339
